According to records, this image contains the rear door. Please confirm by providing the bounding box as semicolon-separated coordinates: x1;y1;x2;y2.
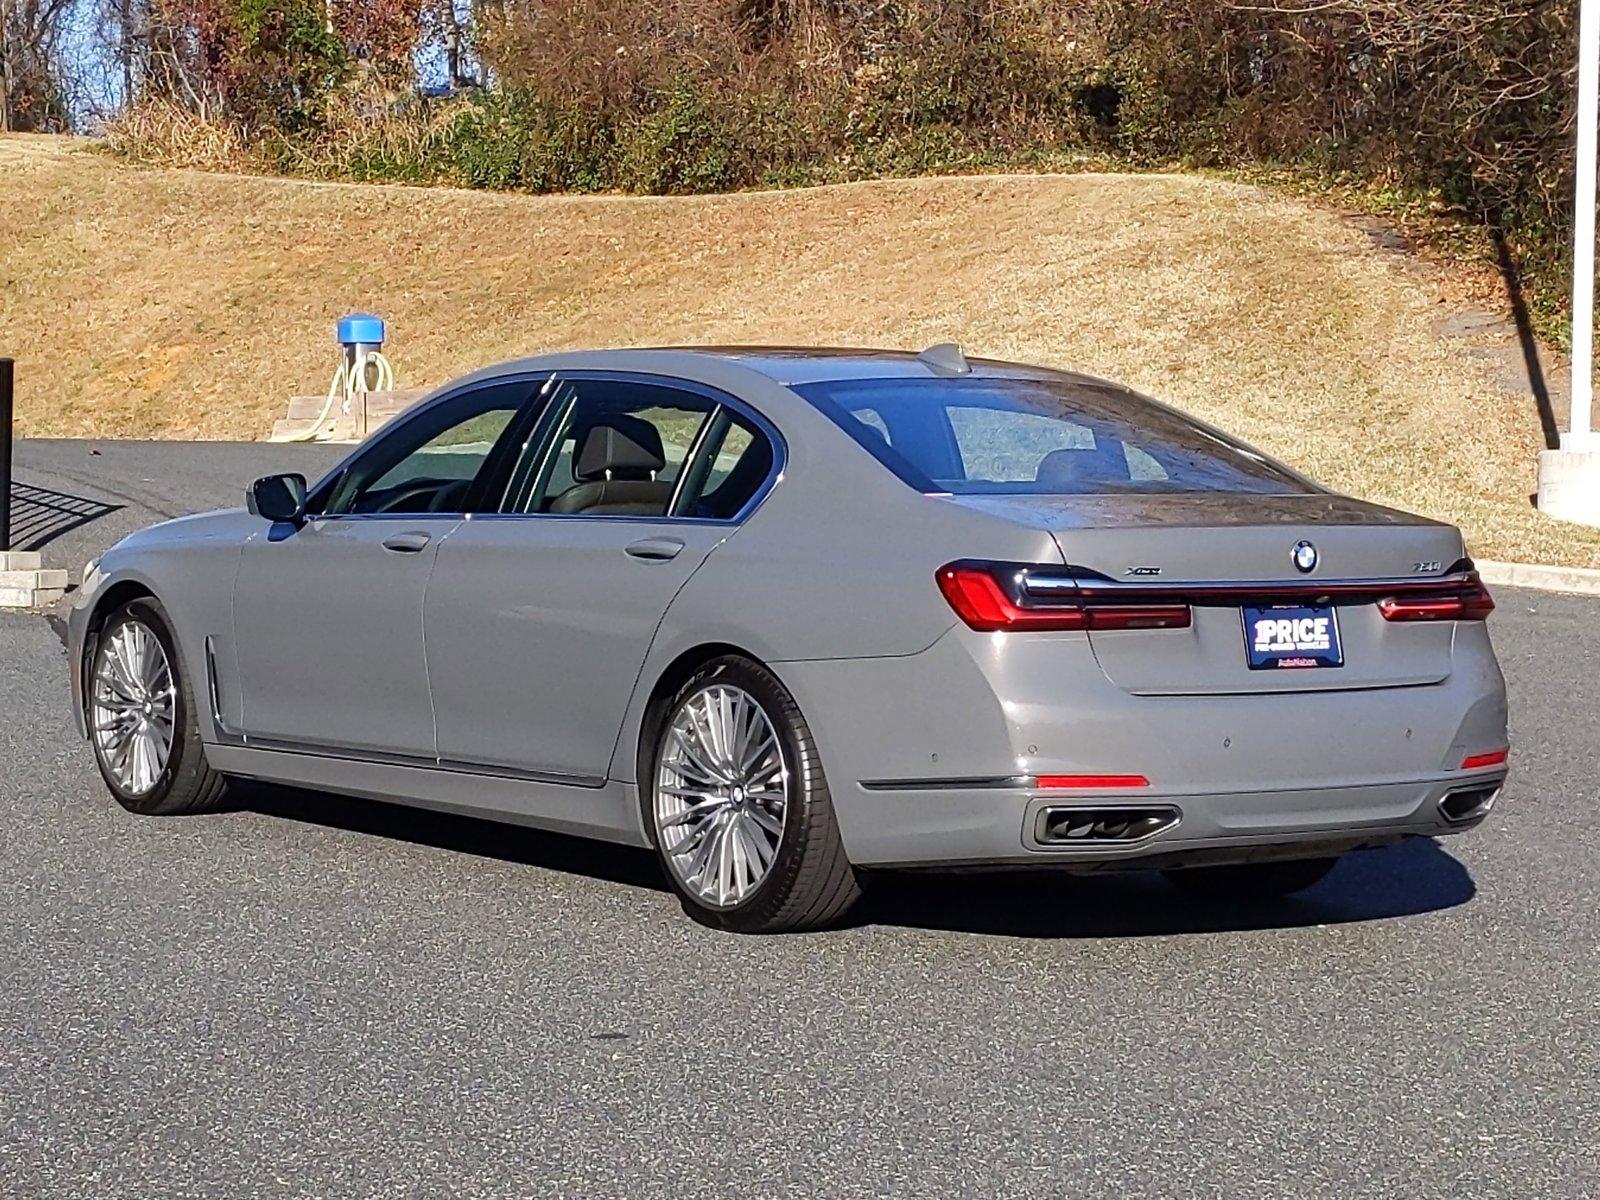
423;375;780;783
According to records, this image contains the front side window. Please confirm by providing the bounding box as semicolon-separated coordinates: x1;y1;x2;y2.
319;380;532;516
793;376;1311;496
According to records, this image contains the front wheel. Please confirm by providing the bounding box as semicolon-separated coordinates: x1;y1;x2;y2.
1163;856;1339;899
643;656;861;933
87;597;228;816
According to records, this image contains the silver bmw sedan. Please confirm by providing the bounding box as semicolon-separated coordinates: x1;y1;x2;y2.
68;346;1509;932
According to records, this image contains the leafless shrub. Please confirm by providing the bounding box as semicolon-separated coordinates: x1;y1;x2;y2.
100;96;258;169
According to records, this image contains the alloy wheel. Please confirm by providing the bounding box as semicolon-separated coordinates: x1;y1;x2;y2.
654;683;789;908
91;619;177;797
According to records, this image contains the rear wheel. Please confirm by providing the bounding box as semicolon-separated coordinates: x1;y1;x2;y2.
88;598;228;816
643;655;861;933
1163;856;1338;899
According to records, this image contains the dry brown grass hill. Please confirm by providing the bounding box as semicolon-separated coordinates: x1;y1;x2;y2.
0;134;1588;565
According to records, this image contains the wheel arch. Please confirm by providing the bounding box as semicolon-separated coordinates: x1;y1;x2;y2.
632;641;767;788
86;579;158;634
76;580;160;720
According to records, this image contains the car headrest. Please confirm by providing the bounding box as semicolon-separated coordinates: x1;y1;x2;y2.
573;416;667;482
1036;442;1131;486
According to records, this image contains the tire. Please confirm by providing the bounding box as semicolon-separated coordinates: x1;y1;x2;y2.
1163;856;1339;899
86;597;229;817
642;655;862;933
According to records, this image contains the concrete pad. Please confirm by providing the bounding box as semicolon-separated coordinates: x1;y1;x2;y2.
1536;447;1600;528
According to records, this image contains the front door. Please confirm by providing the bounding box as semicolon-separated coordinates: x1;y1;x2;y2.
232;378;535;758
424;375;779;783
234;516;454;757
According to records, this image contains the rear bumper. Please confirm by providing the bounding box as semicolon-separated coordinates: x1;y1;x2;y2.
773;621;1509;870
832;772;1505;868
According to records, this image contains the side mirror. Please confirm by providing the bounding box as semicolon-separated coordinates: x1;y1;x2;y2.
247;473;308;524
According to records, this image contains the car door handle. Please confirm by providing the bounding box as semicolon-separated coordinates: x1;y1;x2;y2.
382;531;432;554
625;537;685;562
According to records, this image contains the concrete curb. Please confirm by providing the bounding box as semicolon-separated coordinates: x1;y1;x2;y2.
1477;559;1600;597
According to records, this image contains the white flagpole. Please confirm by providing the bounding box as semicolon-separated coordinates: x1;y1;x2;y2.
1570;0;1598;448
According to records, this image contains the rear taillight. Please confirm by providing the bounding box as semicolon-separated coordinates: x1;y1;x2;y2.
1378;578;1495;622
936;563;1086;631
936;562;1191;633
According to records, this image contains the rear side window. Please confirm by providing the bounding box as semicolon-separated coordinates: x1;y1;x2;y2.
675;411;775;519
797;376;1311;496
500;376;777;520
505;379;716;517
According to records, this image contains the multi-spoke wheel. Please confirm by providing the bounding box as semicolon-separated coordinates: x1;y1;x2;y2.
87;598;228;816
91;617;176;796
655;683;788;909
645;656;861;933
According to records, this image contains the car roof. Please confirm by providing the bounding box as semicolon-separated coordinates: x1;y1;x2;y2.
470;346;1108;389
649;347;1067;385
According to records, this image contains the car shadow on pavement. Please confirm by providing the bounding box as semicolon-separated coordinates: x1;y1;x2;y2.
236;780;1474;937
854;837;1476;938
232;781;669;894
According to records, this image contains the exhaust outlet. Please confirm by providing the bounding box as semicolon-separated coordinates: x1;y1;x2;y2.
1035;805;1181;846
1439;786;1500;825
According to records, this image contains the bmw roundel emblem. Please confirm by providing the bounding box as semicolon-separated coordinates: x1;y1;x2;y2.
1292;540;1318;574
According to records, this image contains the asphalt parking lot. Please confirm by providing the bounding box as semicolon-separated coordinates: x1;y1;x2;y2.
2;440;1598;1197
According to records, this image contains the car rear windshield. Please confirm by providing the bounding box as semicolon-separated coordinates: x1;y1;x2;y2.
791;376;1313;496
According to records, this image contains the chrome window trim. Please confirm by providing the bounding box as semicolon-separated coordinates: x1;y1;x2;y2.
665;402;725;518
500;374;580;517
291;512;471;524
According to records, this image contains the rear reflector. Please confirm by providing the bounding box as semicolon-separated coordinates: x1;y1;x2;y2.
936;562;1190;633
1460;748;1509;770
1036;774;1150;789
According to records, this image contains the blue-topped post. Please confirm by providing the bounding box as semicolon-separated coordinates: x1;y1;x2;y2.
336;313;386;438
337;313;386;360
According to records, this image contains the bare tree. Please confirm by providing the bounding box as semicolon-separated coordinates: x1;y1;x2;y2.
1;0;74;130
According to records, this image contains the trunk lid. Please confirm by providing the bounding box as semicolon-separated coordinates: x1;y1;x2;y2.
948;492;1467;695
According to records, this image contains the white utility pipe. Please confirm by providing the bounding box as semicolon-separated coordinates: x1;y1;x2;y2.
1571;0;1599;448
284;347;395;443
